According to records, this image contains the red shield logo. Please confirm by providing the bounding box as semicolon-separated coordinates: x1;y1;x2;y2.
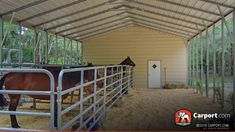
175;109;192;126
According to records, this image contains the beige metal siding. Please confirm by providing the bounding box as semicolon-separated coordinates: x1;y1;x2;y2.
83;26;187;88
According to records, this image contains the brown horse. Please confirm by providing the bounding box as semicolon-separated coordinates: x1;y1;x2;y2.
0;64;103;128
106;56;135;94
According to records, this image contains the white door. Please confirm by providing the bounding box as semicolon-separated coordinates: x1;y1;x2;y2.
148;60;161;88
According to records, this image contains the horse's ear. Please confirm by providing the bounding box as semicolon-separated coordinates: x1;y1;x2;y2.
87;62;93;67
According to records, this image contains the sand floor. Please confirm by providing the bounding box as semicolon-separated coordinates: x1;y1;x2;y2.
101;88;233;131
0;88;233;130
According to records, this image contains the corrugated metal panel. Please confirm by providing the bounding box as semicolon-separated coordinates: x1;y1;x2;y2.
83;26;187;88
0;0;235;41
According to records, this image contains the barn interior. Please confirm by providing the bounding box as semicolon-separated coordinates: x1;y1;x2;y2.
0;0;234;131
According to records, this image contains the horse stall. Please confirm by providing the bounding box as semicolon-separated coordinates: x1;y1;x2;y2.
0;0;235;131
0;65;133;131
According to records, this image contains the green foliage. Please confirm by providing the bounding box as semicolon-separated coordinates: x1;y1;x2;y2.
214;87;222;101
226;92;233;105
196;80;203;95
0;21;82;64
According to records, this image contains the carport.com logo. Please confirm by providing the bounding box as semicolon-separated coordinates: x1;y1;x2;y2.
175;109;192;126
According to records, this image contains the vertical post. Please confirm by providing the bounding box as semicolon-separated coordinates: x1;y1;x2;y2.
206;27;209;97
128;66;131;92
93;68;97;122
213;25;216;103
63;37;66;65
188;42;191;86
103;67;107;120
81;42;83;64
192;39;195;87
33;29;37;64
57;72;62;130
196;37;199;93
0;17;3;67
19;24;23;66
80;70;84;128
70;39;73;64
46;32;49;64
111;67;113;86
221;19;225;108
233;10;235;124
196;36;199;83
120;65;123;94
55;35;58;64
200;33;203;81
77;41;79;64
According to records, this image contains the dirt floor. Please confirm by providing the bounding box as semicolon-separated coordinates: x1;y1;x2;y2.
0;88;233;131
101;88;232;131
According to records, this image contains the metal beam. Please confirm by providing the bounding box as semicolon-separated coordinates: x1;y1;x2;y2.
217;5;233;43
199;0;235;9
128;0;213;22
130;16;196;34
45;5;122;31
18;24;23;65
213;24;216;103
221;18;225;108
135;23;189;39
66;15;195;38
65;16;129;37
158;0;220;16
33;2;106;27
19;0;87;22
133;20;192;37
79;23;132;40
0;0;48;17
128;12;199;31
125;5;205;27
73;21;131;39
0;17;3;66
56;12;126;35
233;10;235;120
205;26;209;97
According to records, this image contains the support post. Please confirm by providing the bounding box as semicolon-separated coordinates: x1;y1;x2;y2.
81;42;83;64
0;17;3;67
200;33;203;81
221;19;225;108
80;70;84;128
233;10;235;125
196;36;199;83
55;35;58;64
206;27;209;97
213;25;216;103
34;30;40;64
93;68;97;122
188;42;191;86
46;32;49;64
76;41;79;64
192;39;195;88
70;39;73;64
103;67;107;120
19;24;23;66
63;37;66;65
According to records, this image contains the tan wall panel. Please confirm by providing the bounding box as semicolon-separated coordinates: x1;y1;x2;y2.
83;26;187;88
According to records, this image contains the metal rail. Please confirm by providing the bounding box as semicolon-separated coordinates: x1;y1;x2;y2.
0;68;55;131
57;65;133;130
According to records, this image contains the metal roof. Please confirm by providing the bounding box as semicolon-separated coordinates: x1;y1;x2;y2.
0;0;235;41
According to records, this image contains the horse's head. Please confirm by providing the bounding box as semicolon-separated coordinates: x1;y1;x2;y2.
120;56;136;67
